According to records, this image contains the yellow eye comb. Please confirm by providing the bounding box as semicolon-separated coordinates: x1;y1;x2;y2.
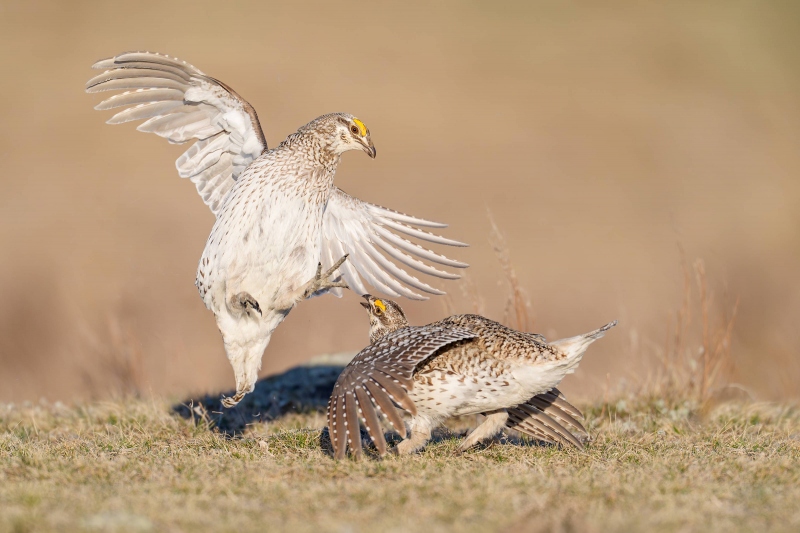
353;118;368;136
374;299;386;313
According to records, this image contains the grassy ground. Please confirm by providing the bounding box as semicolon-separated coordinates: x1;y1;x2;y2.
2;396;799;533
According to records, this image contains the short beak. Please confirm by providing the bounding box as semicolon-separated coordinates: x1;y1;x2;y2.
363;139;376;159
360;293;372;309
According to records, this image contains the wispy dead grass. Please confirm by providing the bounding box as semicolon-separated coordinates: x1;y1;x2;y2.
488;211;533;332
637;248;742;409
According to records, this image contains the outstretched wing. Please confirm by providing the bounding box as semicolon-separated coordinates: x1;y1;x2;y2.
86;51;267;215
505;388;588;449
327;325;476;459
321;188;468;301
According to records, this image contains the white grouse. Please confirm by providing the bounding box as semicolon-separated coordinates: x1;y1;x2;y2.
87;52;468;407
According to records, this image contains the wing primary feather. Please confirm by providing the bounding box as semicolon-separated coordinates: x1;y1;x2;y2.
329;239;369;296
91;58;117;69
344;392;362;459
106;100;184;124
374;226;469;268
93;60;194;81
526;396;587;435
540;389;584;419
114;51;205;74
320;188;468;298
370;372;417;415
507;411;556;444
87;68;191;89
372;234;461;280
355;386;387;455
352;243;424;300
362;244;445;296
378;217;468;247
514;404;584;449
363;380;407;438
348;246;404;298
334;393;348;459
136;107;218;139
369;363;413;389
95;88;185;111
86;76;190;93
367;204;448;228
508;410;569;446
327;393;337;456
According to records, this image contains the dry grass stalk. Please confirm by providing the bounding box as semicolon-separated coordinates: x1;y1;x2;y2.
656;253;739;404
80;314;146;399
487;211;532;331
457;271;486;316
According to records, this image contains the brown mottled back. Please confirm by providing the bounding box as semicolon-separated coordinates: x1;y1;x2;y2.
328;296;616;459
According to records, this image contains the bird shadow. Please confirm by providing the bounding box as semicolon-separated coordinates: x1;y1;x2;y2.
172;363;344;437
171;362;576;454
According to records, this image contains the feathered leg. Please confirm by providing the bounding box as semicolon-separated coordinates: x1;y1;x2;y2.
222;333;271;407
458;410;509;452
395;416;434;455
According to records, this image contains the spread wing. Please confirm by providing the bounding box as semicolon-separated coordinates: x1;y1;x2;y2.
321;188;469;301
505;388;588;449
327;325;476;459
86;51;267;215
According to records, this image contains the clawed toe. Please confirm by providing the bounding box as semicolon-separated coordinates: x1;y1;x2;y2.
221;390;248;408
303;255;350;298
325;254;349;277
231;292;261;316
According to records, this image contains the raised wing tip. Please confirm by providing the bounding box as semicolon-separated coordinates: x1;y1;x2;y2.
404;293;430;301
91;58;115;70
90;51;145;70
425;287;447;296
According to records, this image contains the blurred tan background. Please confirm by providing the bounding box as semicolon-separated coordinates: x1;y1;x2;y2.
1;0;798;403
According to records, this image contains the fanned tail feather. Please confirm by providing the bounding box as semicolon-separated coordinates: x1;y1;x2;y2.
506;388;588;449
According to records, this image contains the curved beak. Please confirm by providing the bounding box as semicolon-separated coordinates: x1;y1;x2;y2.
362;137;376;159
360;293;372;309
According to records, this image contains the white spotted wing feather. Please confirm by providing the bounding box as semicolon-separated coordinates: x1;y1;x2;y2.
328;324;476;459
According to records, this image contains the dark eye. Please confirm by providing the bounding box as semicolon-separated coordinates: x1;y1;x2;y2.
350;124;360;135
373;306;383;316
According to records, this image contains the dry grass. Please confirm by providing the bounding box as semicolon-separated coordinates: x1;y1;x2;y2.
1;257;794;532
634;248;743;408
2;397;799;533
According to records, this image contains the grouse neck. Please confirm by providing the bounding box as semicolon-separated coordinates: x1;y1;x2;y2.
280;131;341;174
368;315;411;344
